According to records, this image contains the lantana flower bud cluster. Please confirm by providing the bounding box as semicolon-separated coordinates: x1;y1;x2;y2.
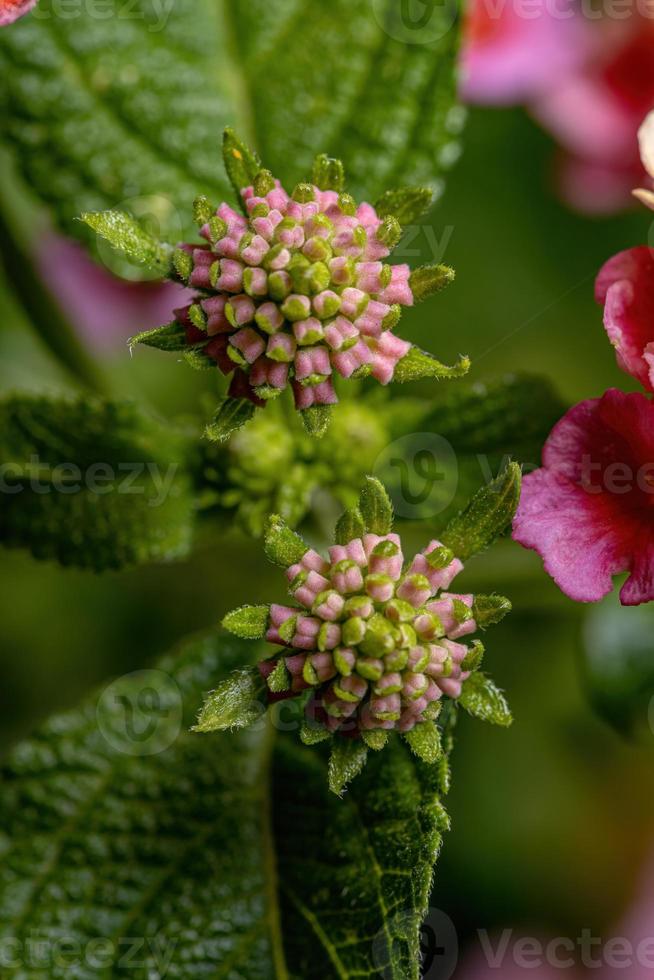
175;173;414;412
89;130;468;440
260;533;479;734
214;477;512;791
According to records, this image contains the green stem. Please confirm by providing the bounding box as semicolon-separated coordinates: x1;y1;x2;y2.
0;203;106;393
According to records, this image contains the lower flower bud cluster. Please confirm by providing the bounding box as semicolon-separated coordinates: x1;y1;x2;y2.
259;534;481;734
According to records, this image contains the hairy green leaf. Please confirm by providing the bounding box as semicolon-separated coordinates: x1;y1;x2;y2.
359;475;394;535
301;405;332;438
129;320;193;352
441;462;522;561
194;664;266;731
335;505;366;545
328;738;369;797
394;346;470;383
375;186;435;225
205;397;256;443
459;672;513;727
0;630;451;979
0;0;462;243
223;127;262;209
473;594;513;628
222;604;271;639
264;513;308;568
0;394;195;570
80;209;172;273
403;721;443;764
409;263;456;301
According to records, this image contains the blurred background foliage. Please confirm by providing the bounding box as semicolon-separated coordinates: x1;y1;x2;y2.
1;93;654;972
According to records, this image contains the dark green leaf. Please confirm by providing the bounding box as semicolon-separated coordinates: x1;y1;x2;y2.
0;1;462;243
129;320;192;352
359;475;394;535
0;394;195;570
459;672;513;727
194;665;266;731
394;346;470;383
80;209;172;273
0;630;452;979
441;462;522;561
222;604;271;639
205;397;256;443
264;513;308;568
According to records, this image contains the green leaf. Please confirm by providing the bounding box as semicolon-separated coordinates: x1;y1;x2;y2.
0;394;195;570
441;462;522;561
205;397;256;443
0;1;462;244
459;672;513;727
80;209;172;273
334;505;365;545
223;127;262;210
359;475;394;535
394;346;470;383
403;721;443;764
473;594;513;628
129;319;193;352
264;513;308;568
0;630;451;979
362;729;390;751
409;263;455;301
194;665;266;731
301;405;332;438
222;604;271;639
375;186;435;225
328;738;369;796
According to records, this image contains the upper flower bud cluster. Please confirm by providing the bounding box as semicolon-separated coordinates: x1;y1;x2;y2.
83;130;468;441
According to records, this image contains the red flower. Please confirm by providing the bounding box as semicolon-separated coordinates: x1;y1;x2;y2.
513;389;654;606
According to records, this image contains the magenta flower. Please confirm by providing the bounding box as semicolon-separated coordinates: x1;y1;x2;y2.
461;0;588;105
596;246;654;394
0;0;37;26
513;389;654;606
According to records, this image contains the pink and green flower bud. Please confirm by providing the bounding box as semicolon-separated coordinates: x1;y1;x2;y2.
293;318;325;346
267;270;292;301
263;243;292;271
369;539;403;579
303;236;333;263
312;289;341;319
324;316;359;351
385;598;417;623
374;672;403;695
229;326;265;363
342;616;367;646
397;573;432;607
365;573;395;603
360;614;396;657
334;646;357;676
281;293;311;322
267;332;296;362
254;301;284;334
312;589;345;622
343;595;374;619
331;559;365;595
318;621;342;651
355;657;384;682
243;266;268;297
